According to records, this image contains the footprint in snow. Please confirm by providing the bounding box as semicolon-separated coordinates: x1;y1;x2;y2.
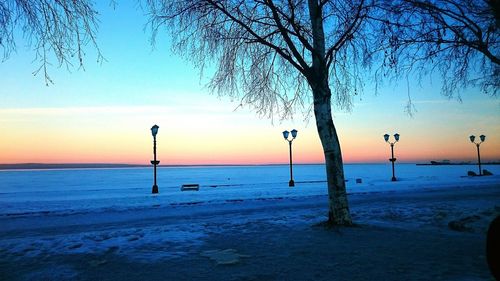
67;243;83;250
200;249;250;265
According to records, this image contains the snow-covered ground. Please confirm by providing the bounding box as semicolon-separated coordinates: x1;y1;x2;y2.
1;164;498;215
0;164;499;280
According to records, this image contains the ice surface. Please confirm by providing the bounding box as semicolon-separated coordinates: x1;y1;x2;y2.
0;164;498;280
0;164;499;216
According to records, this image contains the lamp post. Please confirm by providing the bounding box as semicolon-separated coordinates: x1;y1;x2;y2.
151;124;160;194
384;133;400;181
469;134;486;176
282;129;298;187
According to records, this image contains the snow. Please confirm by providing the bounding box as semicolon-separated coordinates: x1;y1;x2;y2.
1;164;498;216
0;164;499;280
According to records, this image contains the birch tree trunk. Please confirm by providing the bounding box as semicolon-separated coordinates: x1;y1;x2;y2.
312;83;353;225
308;0;353;225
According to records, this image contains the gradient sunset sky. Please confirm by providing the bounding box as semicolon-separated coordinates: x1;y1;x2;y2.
0;2;498;165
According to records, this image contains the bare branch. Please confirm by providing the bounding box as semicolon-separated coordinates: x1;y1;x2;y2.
0;0;103;85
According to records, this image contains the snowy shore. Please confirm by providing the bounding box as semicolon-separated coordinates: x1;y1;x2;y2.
0;167;499;280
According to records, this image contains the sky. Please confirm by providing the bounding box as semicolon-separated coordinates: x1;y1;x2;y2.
0;2;498;165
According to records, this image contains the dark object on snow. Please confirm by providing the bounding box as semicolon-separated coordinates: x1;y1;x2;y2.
181;184;199;191
468;171;477;176
448;215;481;232
483;169;493;176
356;178;362;184
487;215;500;280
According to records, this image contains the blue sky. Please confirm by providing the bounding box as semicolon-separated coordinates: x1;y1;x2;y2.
0;1;498;164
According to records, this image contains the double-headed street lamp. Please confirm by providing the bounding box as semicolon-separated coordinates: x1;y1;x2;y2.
384;133;400;181
469;134;486;176
282;129;298;187
151;124;160;194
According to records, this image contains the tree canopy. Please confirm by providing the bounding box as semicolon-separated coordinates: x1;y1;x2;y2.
145;0;499;118
377;0;499;99
146;0;378;119
0;0;102;85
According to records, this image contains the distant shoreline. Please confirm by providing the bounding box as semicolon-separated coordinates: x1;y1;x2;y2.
0;163;149;170
0;163;307;170
416;162;500;166
0;162;498;170
0;162;392;170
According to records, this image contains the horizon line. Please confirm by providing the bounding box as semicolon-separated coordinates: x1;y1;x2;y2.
1;160;494;170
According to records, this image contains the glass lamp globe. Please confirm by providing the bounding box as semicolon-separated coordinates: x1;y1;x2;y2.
151;125;159;137
282;130;289;139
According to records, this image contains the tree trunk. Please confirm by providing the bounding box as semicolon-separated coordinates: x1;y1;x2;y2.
311;82;353;226
307;0;352;226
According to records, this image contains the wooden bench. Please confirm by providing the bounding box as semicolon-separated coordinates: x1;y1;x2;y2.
181;184;200;191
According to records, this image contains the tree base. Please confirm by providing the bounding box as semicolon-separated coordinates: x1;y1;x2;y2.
327;211;353;226
314;219;356;229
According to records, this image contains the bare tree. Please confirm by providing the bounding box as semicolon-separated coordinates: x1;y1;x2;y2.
146;0;384;225
145;0;498;225
0;0;102;85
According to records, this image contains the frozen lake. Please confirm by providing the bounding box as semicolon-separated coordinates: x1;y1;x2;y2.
0;164;499;281
0;164;499;215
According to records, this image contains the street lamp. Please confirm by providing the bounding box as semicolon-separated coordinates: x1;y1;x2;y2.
151;124;160;194
282;129;298;187
384;133;400;181
469;134;486;176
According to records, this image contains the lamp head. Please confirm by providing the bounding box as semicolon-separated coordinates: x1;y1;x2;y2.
394;133;400;142
282;130;289;140
151;125;159;137
480;135;486;142
469;135;475;143
291;129;298;139
383;134;390;142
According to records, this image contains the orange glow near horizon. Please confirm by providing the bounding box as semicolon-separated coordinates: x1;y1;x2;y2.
1;104;498;165
0;93;499;166
2;137;498;165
